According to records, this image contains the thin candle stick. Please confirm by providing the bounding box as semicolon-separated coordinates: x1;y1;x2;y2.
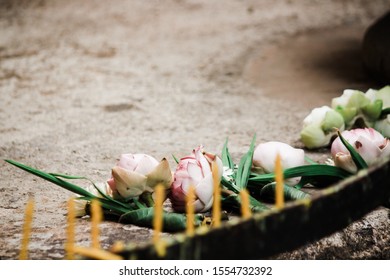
275;153;285;209
73;246;123;260
91;199;102;249
20;198;34;260
212;161;221;228
65;198;76;260
240;189;252;219
153;184;166;257
186;186;195;236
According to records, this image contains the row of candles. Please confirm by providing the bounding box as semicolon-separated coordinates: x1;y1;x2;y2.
19;155;285;260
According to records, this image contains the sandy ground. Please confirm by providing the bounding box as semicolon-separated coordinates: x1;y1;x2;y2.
1;0;390;259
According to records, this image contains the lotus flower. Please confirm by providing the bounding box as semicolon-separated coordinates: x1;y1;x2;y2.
331;128;390;173
74;182;110;217
331;89;382;127
374;115;390;138
107;153;173;200
170;146;223;213
253;141;305;186
300;106;345;149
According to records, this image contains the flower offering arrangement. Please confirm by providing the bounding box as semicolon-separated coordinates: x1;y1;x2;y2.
5;85;390;259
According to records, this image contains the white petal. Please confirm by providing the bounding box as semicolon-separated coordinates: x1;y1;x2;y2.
253;141;304;173
112;166;147;198
194;173;214;208
187;161;204;183
193;199;206;213
134;154;159;175
380;139;390;158
194;146;212;176
354;134;382;165
303;106;332;126
334;153;357;173
117;154;137;171
145;158;173;191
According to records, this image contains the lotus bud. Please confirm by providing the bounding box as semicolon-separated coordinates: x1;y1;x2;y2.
366;86;390;109
169;145;223;213
107;153;173;201
331;128;390;172
332;89;383;127
300;106;345;149
253;141;305;186
74;182;110;217
374;115;390;138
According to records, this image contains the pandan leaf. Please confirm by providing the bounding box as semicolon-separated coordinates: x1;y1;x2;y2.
249;164;352;184
336;130;368;170
304;156;318;165
50;172;131;210
172;154;180;164
221;194;268;213
235;135;256;189
5;160;93;198
221;138;235;171
119;208;203;232
78;196;135;215
259;182;310;202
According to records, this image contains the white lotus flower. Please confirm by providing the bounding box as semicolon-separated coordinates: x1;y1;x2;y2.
331;128;390;173
332;89;382;127
300;106;345;149
253;141;305;186
374;115;390;138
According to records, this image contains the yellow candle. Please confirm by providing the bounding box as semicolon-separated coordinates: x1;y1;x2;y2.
110;241;125;253
65;198;76;260
73;246;123;260
212;161;221;228
153;184;166;257
240;189;252;219
186;186;195;236
275;153;285;209
20;198;34;260
91;199;102;249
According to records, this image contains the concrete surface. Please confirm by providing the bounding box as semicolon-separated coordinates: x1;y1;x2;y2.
1;0;390;259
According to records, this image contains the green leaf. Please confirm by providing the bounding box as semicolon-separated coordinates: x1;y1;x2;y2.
221;138;234;170
221;177;268;211
5;160;94;198
132;198;147;209
249;164;352;184
304;156;318;165
380;107;390;118
259;182;310;202
78;196;135;215
119;208;203;233
50;172;132;210
336;130;368;170
172;154;180;164
235;135;256;189
221;194;268;213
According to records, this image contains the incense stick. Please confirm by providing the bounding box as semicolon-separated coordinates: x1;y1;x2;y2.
20;198;34;260
212;161;221;228
65;198;76;260
275;153;285;209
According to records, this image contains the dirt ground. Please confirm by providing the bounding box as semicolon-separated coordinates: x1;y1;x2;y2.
1;0;390;259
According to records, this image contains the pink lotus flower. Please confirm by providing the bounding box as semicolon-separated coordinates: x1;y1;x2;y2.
331;128;390;173
170;146;223;213
107;153;173;200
